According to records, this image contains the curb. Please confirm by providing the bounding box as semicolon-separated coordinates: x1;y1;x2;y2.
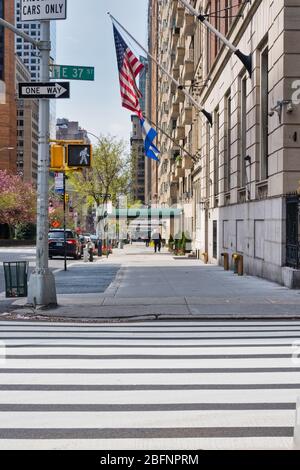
2;309;300;323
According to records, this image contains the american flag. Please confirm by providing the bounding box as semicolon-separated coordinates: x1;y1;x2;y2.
113;25;144;118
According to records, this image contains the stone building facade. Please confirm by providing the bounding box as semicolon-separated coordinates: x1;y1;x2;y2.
195;0;300;286
130;114;146;203
151;0;300;286
148;0;159;205
56;118;90;143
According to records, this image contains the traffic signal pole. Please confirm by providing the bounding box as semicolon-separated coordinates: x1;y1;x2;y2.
0;17;57;307
63;172;67;272
27;21;57;307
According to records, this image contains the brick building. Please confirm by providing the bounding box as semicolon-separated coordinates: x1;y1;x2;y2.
0;0;17;173
15;54;38;185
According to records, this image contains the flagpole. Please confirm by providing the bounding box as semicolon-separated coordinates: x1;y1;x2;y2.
144;114;197;163
108;12;212;125
178;0;252;78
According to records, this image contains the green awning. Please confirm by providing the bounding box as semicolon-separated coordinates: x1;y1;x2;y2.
108;208;183;218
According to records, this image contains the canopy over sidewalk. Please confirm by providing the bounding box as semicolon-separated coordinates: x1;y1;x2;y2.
107;208;183;219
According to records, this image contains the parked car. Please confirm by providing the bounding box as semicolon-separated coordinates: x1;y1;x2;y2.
48;229;82;259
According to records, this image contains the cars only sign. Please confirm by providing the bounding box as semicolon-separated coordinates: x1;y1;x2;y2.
20;0;67;21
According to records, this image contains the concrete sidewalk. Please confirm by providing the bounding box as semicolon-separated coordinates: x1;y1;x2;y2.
2;243;300;321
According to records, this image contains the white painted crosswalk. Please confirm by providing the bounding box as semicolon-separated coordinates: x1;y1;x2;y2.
0;320;299;449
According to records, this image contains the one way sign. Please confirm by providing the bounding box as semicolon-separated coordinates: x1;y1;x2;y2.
18;82;70;99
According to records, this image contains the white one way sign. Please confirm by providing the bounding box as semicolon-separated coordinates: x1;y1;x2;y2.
20;0;67;21
18;82;70;99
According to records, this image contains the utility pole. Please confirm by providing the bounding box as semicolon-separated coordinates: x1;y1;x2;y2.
27;20;57;306
0;16;57;307
63;172;67;272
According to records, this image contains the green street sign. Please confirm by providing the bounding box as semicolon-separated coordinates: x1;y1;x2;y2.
51;65;95;81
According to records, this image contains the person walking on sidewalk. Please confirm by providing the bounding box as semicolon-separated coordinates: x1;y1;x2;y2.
86;238;94;262
152;230;162;253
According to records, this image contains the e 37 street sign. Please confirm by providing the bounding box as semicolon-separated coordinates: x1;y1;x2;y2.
51;65;95;81
19;82;70;99
20;0;67;21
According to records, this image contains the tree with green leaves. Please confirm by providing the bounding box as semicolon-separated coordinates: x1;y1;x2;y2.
68;135;131;236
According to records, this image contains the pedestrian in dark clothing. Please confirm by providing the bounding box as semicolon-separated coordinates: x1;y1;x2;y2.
152;231;162;253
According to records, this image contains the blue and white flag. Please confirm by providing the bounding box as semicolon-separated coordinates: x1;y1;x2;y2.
140;119;160;162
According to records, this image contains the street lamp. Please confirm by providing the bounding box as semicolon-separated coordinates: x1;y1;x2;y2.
0;147;14;152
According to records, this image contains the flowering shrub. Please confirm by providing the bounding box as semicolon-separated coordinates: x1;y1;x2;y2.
0;170;36;226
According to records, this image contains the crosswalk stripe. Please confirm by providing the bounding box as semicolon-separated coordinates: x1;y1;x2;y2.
1;371;300;385
0;437;292;450
0;389;299;404
0;410;294;428
0;427;294;439
0;320;299;449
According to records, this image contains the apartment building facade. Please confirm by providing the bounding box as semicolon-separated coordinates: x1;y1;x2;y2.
0;0;17;173
147;0;159;205
56;118;90;143
15;0;57;138
130;114;146;204
154;0;198;237
194;0;300;286
15;54;38;185
152;0;300;286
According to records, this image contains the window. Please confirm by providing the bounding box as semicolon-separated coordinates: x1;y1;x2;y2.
260;45;269;180
239;75;247;187
224;92;231;192
214;108;219;197
206;122;211;200
205;4;211;75
0;0;4;81
224;0;232;34
213;221;218;259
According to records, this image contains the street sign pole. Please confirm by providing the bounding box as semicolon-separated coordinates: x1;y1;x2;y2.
27;20;57;307
63;171;67;272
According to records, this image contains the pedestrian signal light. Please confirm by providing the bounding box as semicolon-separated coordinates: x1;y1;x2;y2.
50;145;64;170
64;193;69;204
67;144;92;168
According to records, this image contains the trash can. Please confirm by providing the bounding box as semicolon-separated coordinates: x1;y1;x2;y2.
3;261;29;298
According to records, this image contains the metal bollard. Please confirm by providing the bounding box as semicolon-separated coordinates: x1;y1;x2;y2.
202;252;208;264
83;247;89;263
232;253;243;275
221;252;229;271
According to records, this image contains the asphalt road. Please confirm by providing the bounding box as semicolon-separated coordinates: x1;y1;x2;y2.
0;247;120;313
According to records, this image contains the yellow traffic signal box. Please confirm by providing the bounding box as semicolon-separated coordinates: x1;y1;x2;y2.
50;145;64;170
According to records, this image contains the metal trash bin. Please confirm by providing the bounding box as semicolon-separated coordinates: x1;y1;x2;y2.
3;261;29;298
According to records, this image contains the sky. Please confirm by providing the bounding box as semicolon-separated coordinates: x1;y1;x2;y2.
56;0;148;145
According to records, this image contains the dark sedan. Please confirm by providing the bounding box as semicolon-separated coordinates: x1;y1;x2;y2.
48;229;82;259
